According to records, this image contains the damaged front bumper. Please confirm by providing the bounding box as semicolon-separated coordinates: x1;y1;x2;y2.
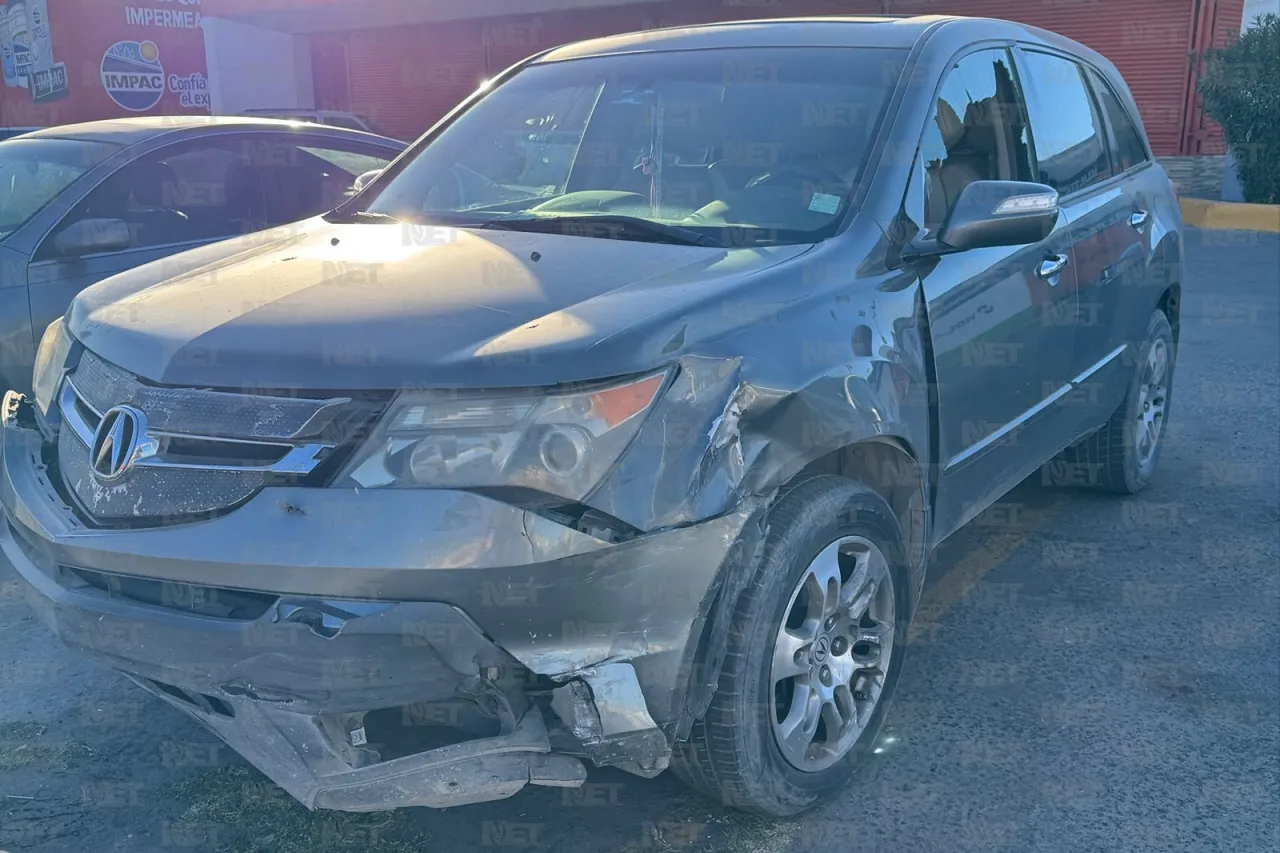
0;392;756;810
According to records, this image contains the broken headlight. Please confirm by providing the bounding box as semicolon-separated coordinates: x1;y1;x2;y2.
339;371;667;500
31;318;75;417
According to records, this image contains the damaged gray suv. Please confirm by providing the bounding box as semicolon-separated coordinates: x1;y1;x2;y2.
2;16;1182;817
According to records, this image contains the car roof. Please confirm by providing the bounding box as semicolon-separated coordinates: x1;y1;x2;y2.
17;115;399;146
537;15;952;61
536;15;1086;62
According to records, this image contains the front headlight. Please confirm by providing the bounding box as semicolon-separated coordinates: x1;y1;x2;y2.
340;371;668;500
31;318;74;417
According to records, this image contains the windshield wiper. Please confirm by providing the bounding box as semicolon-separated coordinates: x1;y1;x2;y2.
481;214;722;247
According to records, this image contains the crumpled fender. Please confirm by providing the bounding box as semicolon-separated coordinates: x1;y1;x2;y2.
589;238;929;533
583;218;932;734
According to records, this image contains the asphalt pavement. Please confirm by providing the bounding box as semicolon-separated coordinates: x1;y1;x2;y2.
0;227;1276;853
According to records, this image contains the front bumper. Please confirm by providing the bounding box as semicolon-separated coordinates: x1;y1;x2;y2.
1;392;754;810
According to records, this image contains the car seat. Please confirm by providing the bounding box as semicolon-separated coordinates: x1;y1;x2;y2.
127;160;191;245
925;98;993;232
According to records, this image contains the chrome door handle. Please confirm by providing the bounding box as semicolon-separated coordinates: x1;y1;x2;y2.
1037;253;1069;281
1130;210;1151;231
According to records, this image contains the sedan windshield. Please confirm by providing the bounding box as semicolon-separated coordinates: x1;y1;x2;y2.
363;47;906;246
0;138;119;240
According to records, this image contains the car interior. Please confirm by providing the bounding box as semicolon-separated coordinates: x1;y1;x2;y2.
565;86;868;227
434;79;881;237
923;59;1031;232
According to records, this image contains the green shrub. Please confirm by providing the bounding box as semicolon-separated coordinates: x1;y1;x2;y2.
1197;13;1280;204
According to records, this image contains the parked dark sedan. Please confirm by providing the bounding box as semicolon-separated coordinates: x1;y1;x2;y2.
0;117;406;393
2;16;1181;818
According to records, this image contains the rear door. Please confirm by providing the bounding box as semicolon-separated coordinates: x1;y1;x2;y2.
1081;65;1165;417
1016;49;1146;440
26;132;398;350
908;47;1081;542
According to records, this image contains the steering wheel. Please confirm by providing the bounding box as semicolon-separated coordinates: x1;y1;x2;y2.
746;164;848;191
424;166;466;209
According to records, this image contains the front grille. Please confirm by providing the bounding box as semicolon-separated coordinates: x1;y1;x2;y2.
58;426;268;521
72;351;344;439
54;351;381;525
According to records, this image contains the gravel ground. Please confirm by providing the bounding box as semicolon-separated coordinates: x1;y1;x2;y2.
1;228;1276;853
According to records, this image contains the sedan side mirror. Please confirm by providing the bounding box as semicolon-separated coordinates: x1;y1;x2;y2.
913;181;1060;255
352;169;382;193
53;218;132;258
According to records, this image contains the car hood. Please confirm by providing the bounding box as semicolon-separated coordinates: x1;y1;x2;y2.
69;218;810;390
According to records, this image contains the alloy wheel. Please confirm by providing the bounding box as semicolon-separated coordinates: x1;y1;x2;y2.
1134;337;1170;475
770;536;895;772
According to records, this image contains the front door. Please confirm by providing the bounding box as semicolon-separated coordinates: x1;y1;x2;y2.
907;47;1081;543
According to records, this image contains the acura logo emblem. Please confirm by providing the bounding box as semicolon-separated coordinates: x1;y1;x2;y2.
90;406;153;481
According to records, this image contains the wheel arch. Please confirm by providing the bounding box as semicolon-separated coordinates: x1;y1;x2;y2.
675;436;929;741
792;437;929;603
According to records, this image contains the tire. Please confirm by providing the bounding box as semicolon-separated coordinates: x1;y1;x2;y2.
1057;310;1176;495
670;476;910;817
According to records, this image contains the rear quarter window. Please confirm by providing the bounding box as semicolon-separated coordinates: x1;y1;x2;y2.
1086;68;1150;173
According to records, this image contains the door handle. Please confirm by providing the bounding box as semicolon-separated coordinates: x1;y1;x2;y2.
1129;210;1151;231
1037;253;1069;281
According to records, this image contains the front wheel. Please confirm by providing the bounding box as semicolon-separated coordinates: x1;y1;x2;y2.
670;477;909;817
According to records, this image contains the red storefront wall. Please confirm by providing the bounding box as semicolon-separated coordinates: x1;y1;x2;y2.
885;0;1245;155
0;0;209;129
333;1;883;143
317;0;1242;156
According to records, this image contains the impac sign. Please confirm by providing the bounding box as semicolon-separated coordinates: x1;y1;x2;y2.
101;39;164;111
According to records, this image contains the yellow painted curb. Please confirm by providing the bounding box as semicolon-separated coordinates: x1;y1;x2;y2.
1180;198;1280;232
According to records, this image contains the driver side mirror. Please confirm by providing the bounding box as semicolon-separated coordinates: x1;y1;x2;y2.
912;180;1059;255
352;169;382;193
53;218;132;258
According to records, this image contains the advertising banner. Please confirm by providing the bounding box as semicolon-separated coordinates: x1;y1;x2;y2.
26;0;71;103
2;0;208;129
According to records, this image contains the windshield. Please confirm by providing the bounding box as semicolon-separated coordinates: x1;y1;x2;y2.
363;47;905;246
0;138;118;240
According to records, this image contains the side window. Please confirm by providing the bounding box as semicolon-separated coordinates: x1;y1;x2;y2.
1086;68;1150;173
298;146;395;202
38;141;242;260
919;48;1035;235
200;136;394;229
38;135;395;260
1019;52;1112;195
